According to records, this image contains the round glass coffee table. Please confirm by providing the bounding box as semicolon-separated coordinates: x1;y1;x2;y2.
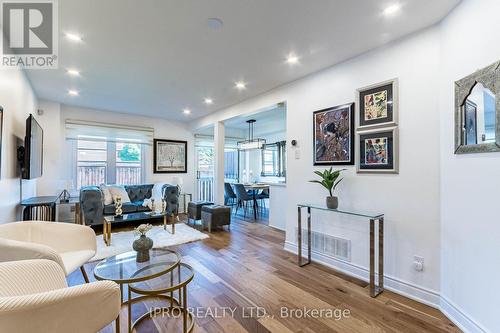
94;248;182;332
128;263;195;333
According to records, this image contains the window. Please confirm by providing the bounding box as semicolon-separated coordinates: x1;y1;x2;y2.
75;139;145;188
224;148;239;181
66;121;153;189
261;141;286;177
76;139;107;189
116;142;143;185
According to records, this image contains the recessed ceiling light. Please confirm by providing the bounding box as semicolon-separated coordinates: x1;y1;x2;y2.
383;3;401;16
204;98;213;105
68;89;79;96
65;32;82;42
286;54;299;65
235;82;246;90
67;69;80;76
183;109;191;115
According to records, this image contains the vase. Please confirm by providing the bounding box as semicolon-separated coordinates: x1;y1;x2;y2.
115;196;123;217
133;234;153;262
326;196;338;209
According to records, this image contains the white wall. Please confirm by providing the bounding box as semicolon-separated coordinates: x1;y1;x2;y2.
439;0;500;332
36;103;196;198
0;67;38;223
192;26;443;304
191;1;500;330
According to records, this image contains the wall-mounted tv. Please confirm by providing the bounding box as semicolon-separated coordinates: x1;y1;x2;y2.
21;114;43;179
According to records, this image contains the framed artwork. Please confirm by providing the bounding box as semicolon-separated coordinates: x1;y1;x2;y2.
357;126;398;173
464;100;478;145
313;103;355;165
153;139;187;173
357;78;398;129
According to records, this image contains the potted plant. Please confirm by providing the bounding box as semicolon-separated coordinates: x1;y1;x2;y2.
309;168;346;209
132;224;153;262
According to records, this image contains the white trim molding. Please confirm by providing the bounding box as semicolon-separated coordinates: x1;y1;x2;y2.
284;241;440;307
284;241;488;333
440;296;490;333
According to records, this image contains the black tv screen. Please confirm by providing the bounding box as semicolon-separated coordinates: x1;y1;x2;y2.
23;114;43;179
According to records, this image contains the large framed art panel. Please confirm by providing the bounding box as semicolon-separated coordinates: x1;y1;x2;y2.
313;103;355;166
153;139;187;173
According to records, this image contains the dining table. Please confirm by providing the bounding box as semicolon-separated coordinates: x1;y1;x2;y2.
243;183;270;220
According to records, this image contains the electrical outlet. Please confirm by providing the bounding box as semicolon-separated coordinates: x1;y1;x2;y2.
413;256;424;272
295;149;301;159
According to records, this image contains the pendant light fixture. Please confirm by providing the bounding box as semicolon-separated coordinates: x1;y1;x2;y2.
237;119;266;150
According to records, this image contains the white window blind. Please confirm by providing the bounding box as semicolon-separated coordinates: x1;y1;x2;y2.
65;120;154;145
65;120;152;189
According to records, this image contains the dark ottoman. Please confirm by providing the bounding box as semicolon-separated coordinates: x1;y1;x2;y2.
187;201;213;225
201;205;231;233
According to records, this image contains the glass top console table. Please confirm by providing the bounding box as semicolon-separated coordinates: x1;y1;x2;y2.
297;203;384;297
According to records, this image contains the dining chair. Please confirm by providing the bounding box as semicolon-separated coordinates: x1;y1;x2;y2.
256;188;269;213
232;183;256;218
224;182;238;208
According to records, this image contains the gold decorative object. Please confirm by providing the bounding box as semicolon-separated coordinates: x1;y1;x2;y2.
162;199;166;213
115;196;123;217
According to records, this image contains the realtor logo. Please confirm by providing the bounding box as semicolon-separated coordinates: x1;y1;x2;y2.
1;0;58;68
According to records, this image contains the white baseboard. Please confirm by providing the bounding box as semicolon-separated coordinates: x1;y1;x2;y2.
440;296;489;333
283;241;488;333
283;241;440;307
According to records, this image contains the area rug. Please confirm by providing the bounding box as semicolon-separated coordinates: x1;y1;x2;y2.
90;224;208;261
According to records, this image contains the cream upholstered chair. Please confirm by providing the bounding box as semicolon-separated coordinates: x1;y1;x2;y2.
0;259;120;333
0;221;96;282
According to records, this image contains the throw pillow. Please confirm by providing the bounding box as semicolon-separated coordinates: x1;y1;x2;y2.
108;185;131;203
100;184;113;205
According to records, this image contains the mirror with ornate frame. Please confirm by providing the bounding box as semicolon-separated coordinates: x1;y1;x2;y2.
455;61;500;154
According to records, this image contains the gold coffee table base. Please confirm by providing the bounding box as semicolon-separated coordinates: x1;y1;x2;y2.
125;295;194;333
103;220;112;246
127;263;195;333
102;213;180;246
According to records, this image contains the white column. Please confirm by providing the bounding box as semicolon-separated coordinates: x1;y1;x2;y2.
213;121;225;205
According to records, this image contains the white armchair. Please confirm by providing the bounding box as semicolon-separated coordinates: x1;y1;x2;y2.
0;259;120;333
0;221;96;282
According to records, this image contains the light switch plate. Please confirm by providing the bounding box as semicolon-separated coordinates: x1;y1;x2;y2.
295;149;301;159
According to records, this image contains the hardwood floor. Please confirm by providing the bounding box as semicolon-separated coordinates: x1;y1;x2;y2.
69;214;460;333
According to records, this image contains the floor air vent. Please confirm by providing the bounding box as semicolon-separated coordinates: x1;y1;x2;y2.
296;228;351;261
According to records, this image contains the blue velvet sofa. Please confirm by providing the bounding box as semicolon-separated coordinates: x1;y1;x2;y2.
79;184;179;226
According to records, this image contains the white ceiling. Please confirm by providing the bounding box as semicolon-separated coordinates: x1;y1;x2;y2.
224;103;286;136
195;103;286;137
26;0;460;122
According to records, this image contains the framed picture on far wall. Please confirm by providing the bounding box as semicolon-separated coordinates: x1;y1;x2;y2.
313;103;355;165
357;126;398;173
357;78;398;129
153;139;187;173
